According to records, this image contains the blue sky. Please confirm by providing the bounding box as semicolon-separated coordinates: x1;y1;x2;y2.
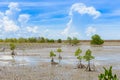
0;0;120;40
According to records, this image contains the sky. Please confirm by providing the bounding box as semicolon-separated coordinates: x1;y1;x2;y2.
0;0;120;40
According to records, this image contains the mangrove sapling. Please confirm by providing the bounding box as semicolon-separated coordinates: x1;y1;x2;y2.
10;43;16;58
84;49;95;71
50;51;58;65
98;66;118;80
57;48;62;59
74;48;85;69
57;48;62;63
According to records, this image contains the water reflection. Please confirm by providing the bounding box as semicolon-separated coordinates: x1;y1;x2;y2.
0;55;120;66
0;45;120;68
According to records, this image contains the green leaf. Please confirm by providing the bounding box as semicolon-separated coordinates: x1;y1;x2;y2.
84;49;94;61
57;48;62;53
98;66;118;80
10;43;16;50
77;56;82;60
74;48;82;56
50;51;56;57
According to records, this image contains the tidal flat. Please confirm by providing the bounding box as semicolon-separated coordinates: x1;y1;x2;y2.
0;43;120;80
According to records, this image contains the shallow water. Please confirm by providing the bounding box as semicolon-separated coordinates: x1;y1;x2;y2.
0;45;120;68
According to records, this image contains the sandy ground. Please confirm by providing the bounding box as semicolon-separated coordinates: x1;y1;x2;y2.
0;62;120;80
0;43;120;80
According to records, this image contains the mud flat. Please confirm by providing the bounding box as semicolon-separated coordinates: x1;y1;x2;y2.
0;62;120;80
0;44;120;80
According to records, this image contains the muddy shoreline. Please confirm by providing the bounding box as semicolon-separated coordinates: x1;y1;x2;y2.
0;43;120;80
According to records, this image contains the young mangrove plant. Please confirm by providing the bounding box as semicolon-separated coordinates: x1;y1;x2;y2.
74;48;85;68
57;48;62;64
50;50;58;65
98;66;118;80
57;48;62;59
10;43;16;57
84;49;95;71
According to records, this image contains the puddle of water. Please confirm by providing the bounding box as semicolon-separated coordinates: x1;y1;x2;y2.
0;55;13;60
96;57;109;61
0;55;117;66
0;45;120;71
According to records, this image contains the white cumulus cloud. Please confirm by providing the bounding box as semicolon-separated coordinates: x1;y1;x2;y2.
27;26;38;33
61;18;72;35
0;12;4;27
18;14;30;24
0;2;20;32
5;2;21;17
70;3;101;19
85;26;96;36
0;11;4;19
61;3;100;37
3;17;19;32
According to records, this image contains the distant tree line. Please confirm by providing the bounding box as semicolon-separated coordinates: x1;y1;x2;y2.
66;34;104;45
67;37;80;45
0;37;62;43
0;36;80;44
0;34;104;45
